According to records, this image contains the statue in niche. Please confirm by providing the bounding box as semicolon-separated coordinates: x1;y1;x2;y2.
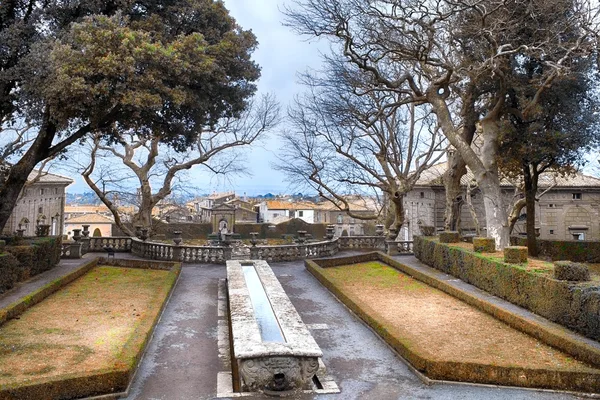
219;218;228;241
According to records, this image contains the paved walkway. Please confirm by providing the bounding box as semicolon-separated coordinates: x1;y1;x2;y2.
0;254;588;399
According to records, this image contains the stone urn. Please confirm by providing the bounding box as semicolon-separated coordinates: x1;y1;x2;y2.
140;228;149;241
81;225;90;238
375;224;385;236
135;225;143;239
249;232;259;247
15;229;25;237
72;228;82;242
172;230;183;246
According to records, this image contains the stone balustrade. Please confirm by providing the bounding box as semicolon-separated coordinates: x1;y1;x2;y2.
88;237;133;252
338;235;386;250
83;235;412;263
251;239;338;262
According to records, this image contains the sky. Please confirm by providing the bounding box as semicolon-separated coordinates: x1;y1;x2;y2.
64;0;327;196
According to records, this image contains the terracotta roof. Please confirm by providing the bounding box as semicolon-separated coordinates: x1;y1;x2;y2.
65;205;110;213
28;170;73;185
264;200;321;210
65;213;114;224
415;163;600;188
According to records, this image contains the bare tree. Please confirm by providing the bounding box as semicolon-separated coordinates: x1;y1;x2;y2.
284;0;600;248
276;58;445;234
82;94;280;235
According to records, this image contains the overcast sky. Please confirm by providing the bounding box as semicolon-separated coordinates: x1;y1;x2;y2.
63;0;326;196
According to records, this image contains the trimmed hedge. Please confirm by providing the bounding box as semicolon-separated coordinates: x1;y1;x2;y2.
473;237;495;253
511;236;600;263
504;246;528;264
554;261;590;282
0;237;61;295
439;231;460;243
0;253;21;293
414;236;600;341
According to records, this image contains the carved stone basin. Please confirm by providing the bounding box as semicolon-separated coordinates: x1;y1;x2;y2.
227;260;322;395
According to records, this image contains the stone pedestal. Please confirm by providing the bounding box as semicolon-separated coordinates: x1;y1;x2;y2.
386;240;398;256
68;242;83;259
250;247;259;260
81;237;90;254
173;245;182;262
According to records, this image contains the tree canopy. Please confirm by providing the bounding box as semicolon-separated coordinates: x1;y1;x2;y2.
0;0;261;232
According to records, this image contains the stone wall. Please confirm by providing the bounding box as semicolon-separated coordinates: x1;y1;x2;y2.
414;236;600;341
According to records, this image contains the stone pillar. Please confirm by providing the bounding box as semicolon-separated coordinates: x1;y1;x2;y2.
250;246;259;260
223;246;232;261
81;237;90;254
68;242;83;259
173;245;182;262
386;240;398;256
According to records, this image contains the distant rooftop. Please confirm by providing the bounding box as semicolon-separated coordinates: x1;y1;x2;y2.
415;163;600;188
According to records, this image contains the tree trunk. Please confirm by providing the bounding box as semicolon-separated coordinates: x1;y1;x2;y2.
479;176;510;249
133;182;155;234
0;117;57;233
390;193;405;238
443;85;477;231
443;153;466;231
523;165;539;257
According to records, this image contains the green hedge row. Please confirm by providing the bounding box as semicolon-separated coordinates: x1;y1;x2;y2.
511;236;600;263
0;237;62;295
414;236;600;341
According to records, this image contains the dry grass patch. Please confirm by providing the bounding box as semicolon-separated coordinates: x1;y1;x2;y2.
316;261;600;392
0;266;176;396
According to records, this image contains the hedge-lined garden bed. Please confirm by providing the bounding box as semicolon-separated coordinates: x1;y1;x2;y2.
414;236;600;341
306;256;600;393
0;258;180;400
0;237;62;295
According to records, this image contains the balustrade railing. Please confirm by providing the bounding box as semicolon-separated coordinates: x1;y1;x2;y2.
88;235;411;263
338;235;386;250
88;237;133;252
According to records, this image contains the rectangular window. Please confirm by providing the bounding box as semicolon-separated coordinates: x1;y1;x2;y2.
548;204;554;208
572;232;585;241
573;193;582;200
420;192;424;198
549;229;554;234
298;211;304;217
40;188;44;195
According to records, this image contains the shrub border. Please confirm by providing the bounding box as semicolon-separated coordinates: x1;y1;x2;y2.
414;237;600;341
306;252;600;393
0;257;182;400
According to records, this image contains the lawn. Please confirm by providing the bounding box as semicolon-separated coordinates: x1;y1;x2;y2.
0;265;178;399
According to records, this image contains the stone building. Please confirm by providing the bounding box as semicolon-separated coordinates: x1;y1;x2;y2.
2;170;73;237
402;163;600;241
64;213;114;238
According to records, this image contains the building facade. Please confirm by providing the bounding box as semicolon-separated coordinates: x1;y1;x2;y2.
402;164;600;242
2;171;73;237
